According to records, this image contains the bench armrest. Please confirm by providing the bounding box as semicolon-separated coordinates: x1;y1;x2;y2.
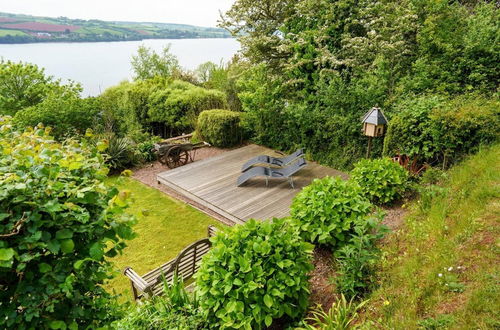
123;266;150;292
208;225;219;237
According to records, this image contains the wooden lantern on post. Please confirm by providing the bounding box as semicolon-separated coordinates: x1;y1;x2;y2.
361;107;387;158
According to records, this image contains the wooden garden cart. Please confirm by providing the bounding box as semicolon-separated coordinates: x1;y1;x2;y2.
153;134;210;168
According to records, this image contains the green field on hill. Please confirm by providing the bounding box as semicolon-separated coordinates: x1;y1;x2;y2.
0;12;231;43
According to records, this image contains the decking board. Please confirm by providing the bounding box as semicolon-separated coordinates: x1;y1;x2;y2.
157;145;347;224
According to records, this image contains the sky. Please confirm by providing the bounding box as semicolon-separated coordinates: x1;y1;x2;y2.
0;0;235;27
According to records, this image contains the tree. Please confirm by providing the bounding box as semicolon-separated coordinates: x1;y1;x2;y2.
195;61;218;84
131;45;181;80
0;60;81;115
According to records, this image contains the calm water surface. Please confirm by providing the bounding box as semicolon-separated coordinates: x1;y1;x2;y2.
0;38;240;96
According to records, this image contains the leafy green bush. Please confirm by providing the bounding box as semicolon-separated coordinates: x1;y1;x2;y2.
290;176;372;247
101;78;227;139
13;93;100;139
334;214;387;298
197;109;242;147
384;95;499;167
0;60;82;116
115;273;206;329
383;95;447;160
137;135;161;162
99;78;167;139
147;81;228;134
195;218;313;329
0;117;135;328
351;158;409;204
131;45;180;81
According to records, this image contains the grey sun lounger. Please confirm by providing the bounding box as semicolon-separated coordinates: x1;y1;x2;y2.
237;158;307;188
241;148;304;172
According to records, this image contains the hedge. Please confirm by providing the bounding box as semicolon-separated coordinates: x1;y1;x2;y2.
197;109;242;147
384;95;499;167
147;81;228;134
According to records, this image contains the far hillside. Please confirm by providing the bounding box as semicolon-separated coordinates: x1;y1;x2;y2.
0;12;231;44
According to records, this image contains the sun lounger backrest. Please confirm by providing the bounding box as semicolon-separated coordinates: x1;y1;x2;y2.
274;158;307;177
277;148;304;165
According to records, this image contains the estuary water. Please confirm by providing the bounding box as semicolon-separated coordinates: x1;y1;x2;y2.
0;38;240;96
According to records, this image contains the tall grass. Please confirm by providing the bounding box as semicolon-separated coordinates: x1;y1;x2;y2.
363;144;500;328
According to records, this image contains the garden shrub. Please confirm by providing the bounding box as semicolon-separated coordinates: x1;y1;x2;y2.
334;214;388;298
383;95;447;161
103;134;142;172
99;78;167;139
13;93;100;139
384;95;499;167
351;158;409;204
197;109;242;147
195;218;313;329
290;176;372;247
147;81;228;135
0;117;135;328
101;78;227;139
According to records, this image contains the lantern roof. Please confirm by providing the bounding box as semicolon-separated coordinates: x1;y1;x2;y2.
362;107;387;125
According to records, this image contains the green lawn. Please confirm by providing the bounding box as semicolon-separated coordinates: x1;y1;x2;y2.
105;177;224;300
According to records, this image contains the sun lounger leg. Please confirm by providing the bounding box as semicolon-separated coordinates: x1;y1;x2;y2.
266;176;268;187
289;177;294;189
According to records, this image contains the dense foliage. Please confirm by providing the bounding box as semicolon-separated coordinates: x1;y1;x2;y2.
0;117;135;328
148;81;227;133
334;214;387;298
290;176;373;247
351;158;409;204
0;60;81;116
114;274;206;329
13;93;100;139
100;78;227;139
221;0;499;169
195;218;313;329
197;109;242;147
384;95;499;167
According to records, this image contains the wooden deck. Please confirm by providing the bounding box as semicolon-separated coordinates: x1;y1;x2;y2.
157;144;347;225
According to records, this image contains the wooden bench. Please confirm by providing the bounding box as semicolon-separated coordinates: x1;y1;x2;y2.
123;225;219;301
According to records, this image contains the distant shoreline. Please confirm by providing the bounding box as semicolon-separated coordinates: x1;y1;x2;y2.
0;35;234;45
0;12;232;45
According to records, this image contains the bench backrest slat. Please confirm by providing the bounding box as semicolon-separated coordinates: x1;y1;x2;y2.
124;225;220;301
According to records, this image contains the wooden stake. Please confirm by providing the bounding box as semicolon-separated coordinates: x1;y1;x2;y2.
366;136;372;158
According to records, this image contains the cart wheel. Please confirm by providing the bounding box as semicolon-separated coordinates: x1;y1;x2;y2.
165;147;189;168
158;153;168;165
